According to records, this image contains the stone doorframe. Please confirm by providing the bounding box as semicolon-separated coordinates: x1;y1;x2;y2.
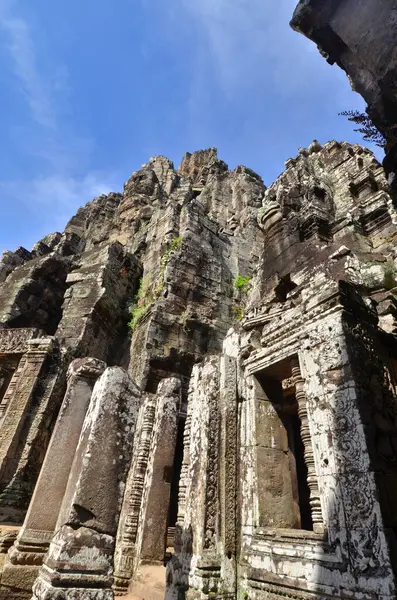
246;354;324;536
238;280;397;599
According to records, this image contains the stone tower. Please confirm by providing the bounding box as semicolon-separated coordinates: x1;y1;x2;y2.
0;142;397;600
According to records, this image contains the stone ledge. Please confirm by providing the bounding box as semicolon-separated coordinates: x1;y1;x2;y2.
255;527;327;543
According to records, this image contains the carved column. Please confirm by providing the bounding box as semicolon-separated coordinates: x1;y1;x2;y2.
1;358;106;593
113;395;156;595
0;339;53;489
176;398;192;529
290;356;324;533
32;367;142;600
166;358;221;600
220;355;238;563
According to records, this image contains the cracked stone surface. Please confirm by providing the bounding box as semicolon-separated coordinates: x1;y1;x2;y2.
1;144;397;599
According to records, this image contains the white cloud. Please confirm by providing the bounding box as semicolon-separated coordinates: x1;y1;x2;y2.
0;4;57;129
0;0;116;236
169;0;318;98
161;0;382;161
163;0;372;122
0;172;119;231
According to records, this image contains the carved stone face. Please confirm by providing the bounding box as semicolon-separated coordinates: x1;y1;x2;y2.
258;201;283;235
125;168;158;198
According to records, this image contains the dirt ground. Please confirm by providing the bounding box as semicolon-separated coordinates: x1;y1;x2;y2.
115;564;166;600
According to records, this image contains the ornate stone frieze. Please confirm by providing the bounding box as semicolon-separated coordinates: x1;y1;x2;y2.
0;329;42;355
113;395;156;595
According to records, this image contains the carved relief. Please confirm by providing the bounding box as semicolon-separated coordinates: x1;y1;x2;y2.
113;396;156;594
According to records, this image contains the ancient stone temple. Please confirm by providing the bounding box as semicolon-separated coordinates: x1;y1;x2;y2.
1;139;397;600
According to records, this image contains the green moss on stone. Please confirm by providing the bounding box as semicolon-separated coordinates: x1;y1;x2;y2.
234;274;251;293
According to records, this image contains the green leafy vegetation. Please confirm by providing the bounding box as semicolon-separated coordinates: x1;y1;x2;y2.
231;274;252;322
234;274;251;292
232;305;244;321
128;277;153;332
128;237;183;332
128;304;151;331
258;206;266;218
156;236;183;296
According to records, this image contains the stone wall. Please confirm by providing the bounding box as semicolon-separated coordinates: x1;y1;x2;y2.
1;143;397;599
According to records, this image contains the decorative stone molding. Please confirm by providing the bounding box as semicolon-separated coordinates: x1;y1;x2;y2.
0;338;54;488
291;357;324;534
113;395;156;594
135;378;180;565
0;328;43;355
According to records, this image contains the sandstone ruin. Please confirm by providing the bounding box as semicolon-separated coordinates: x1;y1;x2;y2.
1;3;397;600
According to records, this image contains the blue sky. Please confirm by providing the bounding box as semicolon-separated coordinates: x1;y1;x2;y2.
0;0;381;252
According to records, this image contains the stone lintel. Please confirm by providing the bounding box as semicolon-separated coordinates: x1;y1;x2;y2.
0;329;43;355
0;339;55;489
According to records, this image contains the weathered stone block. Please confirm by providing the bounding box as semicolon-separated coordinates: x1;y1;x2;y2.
256;447;298;529
2;358;106;592
31;367;142;599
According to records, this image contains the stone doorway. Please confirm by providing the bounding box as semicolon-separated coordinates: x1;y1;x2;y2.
255;358;315;531
166;416;185;557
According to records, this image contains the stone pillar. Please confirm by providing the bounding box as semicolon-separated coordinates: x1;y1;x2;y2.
0;338;53;487
113;395;157;595
290;357;324;534
219;355;237;591
135;377;180;565
1;358;106;593
166;358;221;600
31;366;142;600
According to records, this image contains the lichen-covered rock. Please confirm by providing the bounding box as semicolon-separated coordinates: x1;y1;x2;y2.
1;144;397;600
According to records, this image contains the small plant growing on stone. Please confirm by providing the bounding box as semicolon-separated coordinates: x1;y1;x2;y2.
232;274;252;322
128;277;153;332
156;236;183;296
234;274;251;293
258;206;266;217
232;305;244;321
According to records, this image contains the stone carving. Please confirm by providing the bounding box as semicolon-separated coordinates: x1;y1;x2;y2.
135;378;180;565
0;140;397;600
0;329;42;355
113;395;156;595
290;357;324;533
